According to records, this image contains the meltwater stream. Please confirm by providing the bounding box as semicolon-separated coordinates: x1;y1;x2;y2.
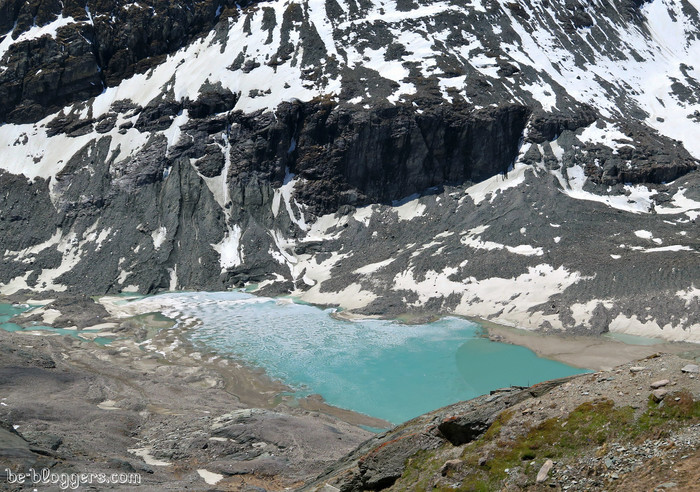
135;292;585;425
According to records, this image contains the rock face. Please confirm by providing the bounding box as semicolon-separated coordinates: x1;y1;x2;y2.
0;0;250;123
226;100;532;215
1;0;700;339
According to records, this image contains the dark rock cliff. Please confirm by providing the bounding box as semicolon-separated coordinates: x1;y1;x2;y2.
0;0;250;123
224;100;532;215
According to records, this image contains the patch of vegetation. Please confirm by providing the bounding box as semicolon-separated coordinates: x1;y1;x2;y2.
632;390;700;440
458;392;700;490
481;409;515;442
399;447;445;491
392;391;700;491
459;399;634;489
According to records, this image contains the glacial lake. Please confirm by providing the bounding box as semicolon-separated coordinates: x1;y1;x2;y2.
0;303;113;344
136;292;587;425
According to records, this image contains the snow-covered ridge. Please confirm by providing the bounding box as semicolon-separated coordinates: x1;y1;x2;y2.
0;15;77;63
2;0;700;181
1;0;699;341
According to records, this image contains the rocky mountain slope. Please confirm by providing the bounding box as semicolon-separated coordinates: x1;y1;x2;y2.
303;353;700;491
1;0;699;340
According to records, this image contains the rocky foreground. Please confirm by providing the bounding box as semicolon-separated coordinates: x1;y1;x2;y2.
1;293;700;491
304;353;700;492
0;315;376;491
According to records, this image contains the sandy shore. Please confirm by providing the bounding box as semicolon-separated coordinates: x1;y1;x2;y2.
478;318;700;371
333;308;700;372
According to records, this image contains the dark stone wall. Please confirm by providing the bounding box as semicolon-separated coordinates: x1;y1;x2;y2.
224;100;532;215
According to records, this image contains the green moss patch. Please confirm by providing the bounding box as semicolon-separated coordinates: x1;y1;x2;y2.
424;390;700;491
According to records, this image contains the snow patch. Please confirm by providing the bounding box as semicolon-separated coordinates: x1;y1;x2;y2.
392;263;584;330
354;258;396;274
656;188;700;215
212;225;243;270
460;227;543;256
642;245;693;253
151;227;167;249
273;169;308;231
128;447;171;467
609;314;700;343
197;469;223;485
463;164;529;205
393;196;427;221
676;286;700;306
561;166;657;213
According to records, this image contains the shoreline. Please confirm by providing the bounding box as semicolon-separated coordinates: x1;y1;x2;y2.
2;292;391;430
0;299;383;490
331;307;700;372
477;318;700;371
178;327;394;430
5;290;700;425
1;293;394;430
9;290;700;384
97;295;394;430
4;291;700;489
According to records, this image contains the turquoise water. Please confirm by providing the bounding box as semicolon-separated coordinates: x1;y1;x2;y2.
0;303;34;331
0;303;31;323
92;336;115;346
144;292;587;424
0;303;112;344
605;332;663;346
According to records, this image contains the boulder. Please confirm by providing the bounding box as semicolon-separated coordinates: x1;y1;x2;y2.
536;459;554;483
651;389;668;402
440;459;463;476
358;433;442;490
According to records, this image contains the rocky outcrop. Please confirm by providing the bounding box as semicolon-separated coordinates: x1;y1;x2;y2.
19;294;112;329
437;377;582;446
0;0;251;123
222;100;531;215
0;420;57;474
303;354;700;491
302;377;578;491
526;108;597;144
579;125;699;186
